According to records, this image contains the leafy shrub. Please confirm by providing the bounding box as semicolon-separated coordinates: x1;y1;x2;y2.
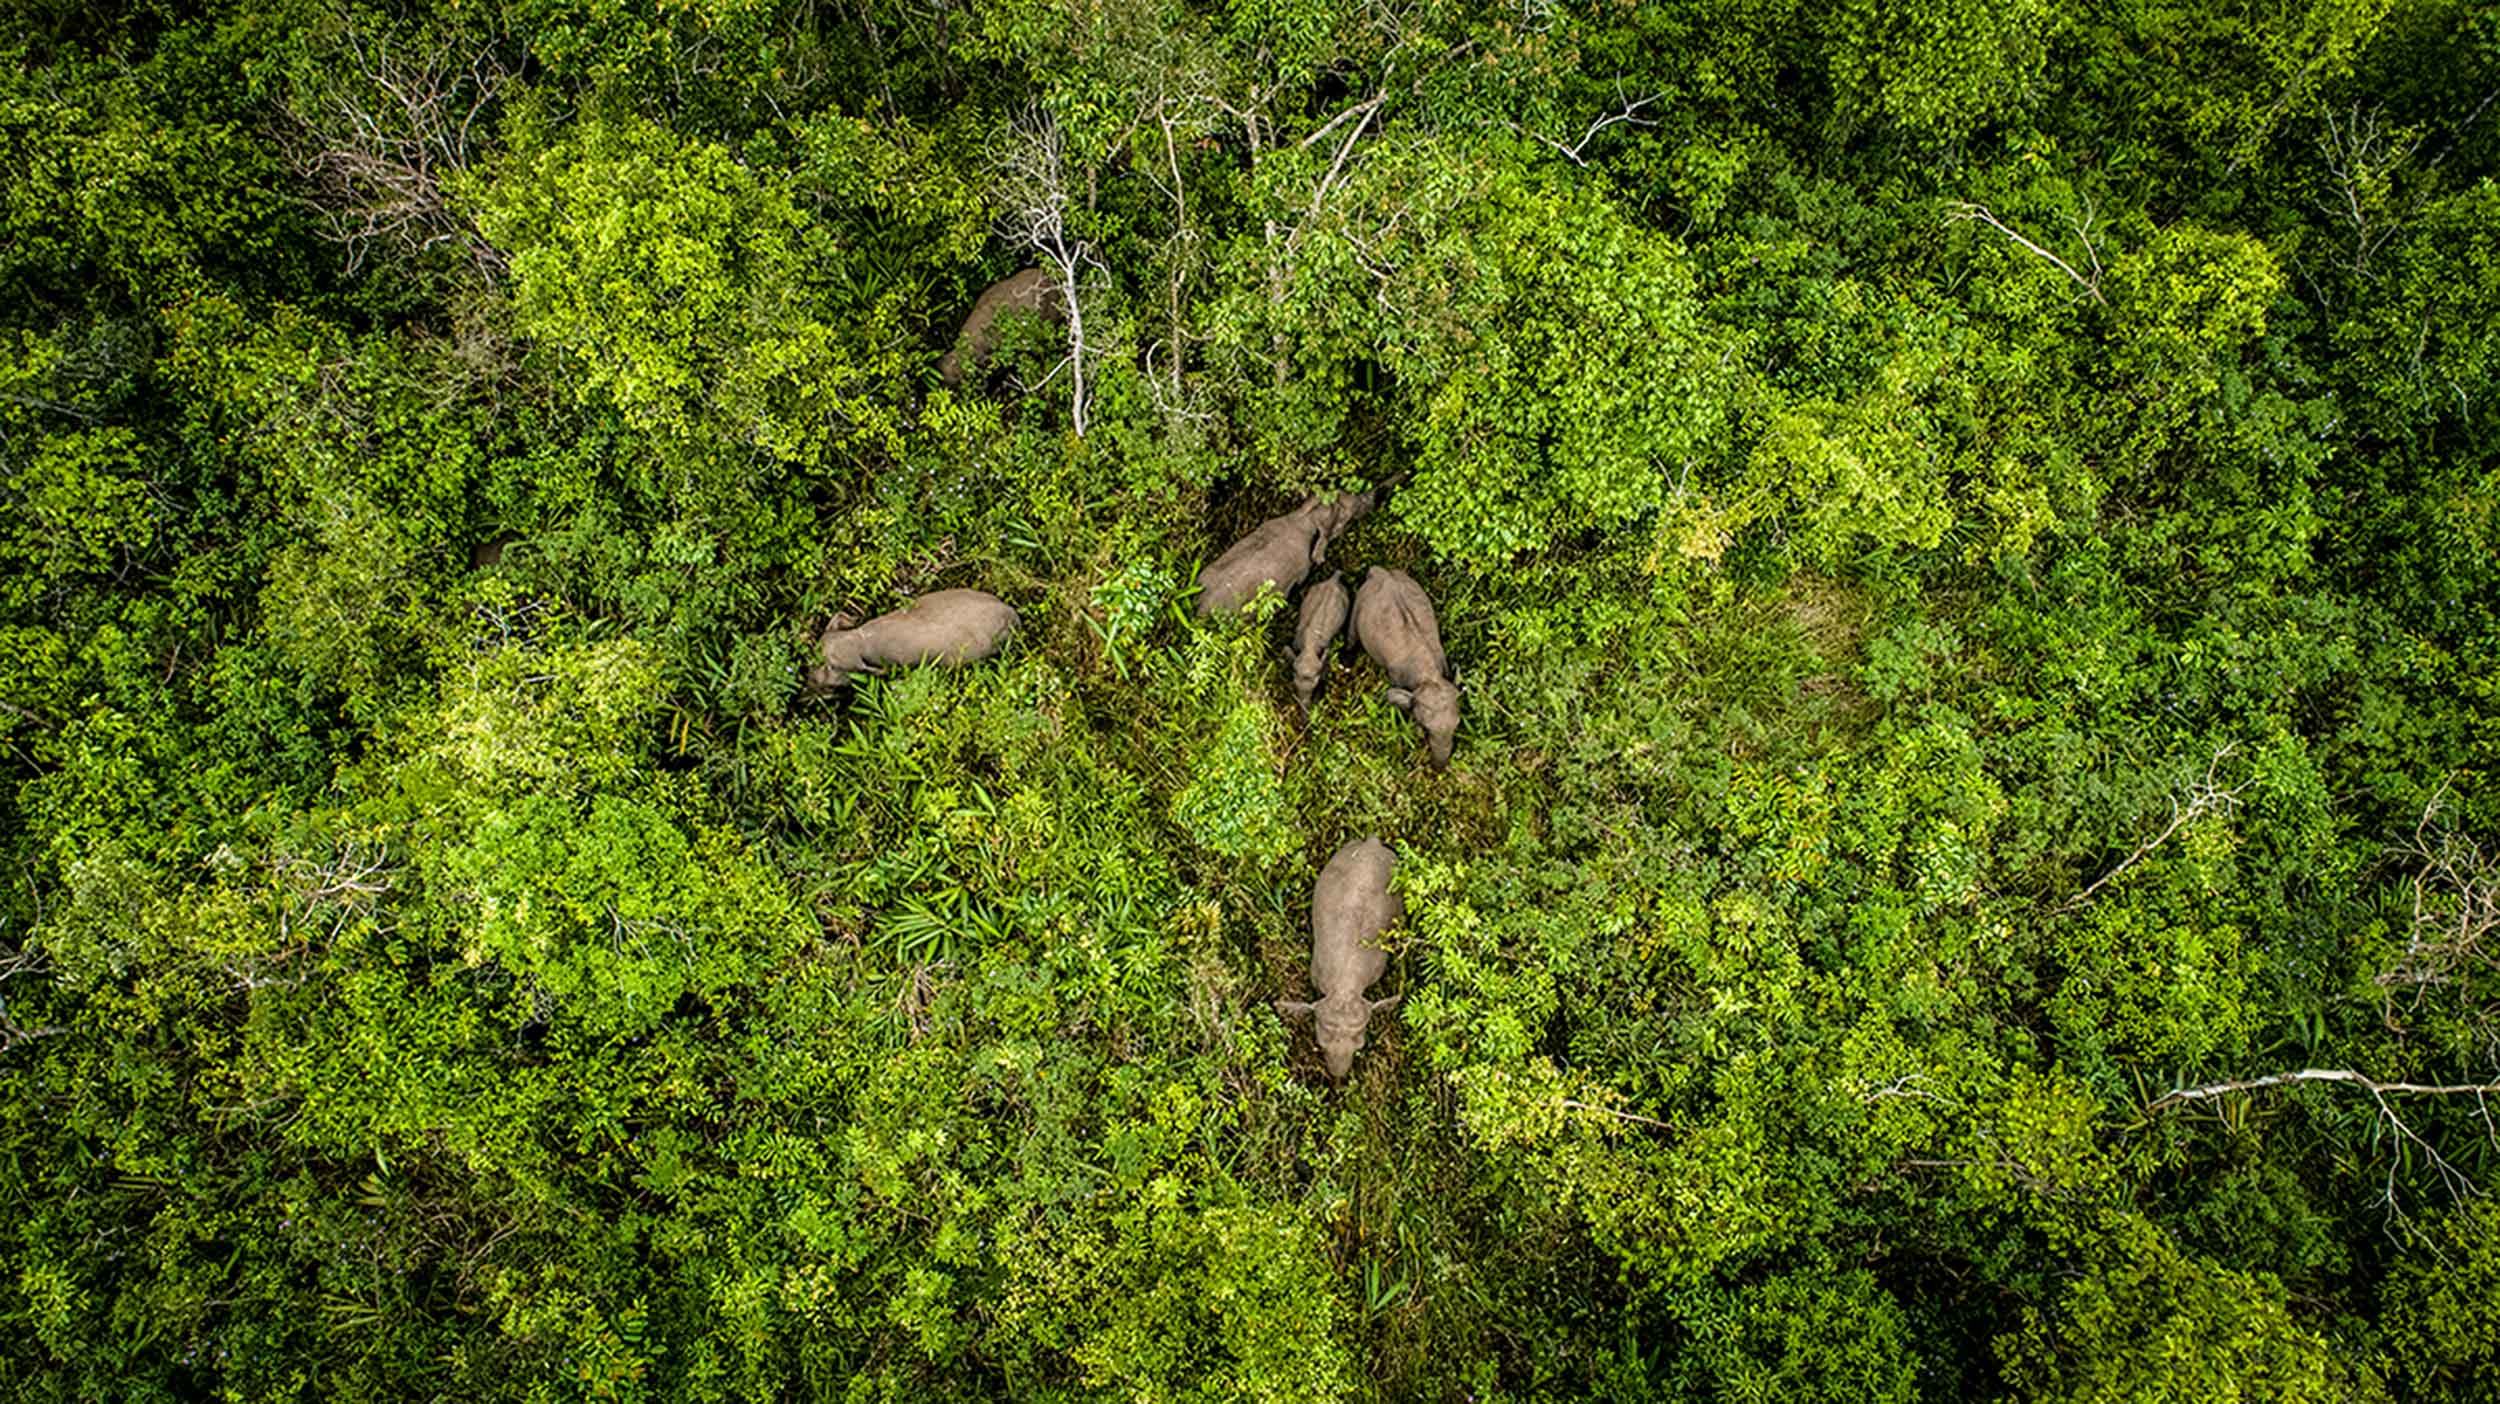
1171;701;1295;865
440;791;801;1036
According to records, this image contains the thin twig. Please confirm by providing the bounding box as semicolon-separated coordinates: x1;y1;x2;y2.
1556;1099;1674;1129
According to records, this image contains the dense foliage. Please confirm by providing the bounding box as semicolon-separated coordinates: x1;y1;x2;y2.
5;0;2499;1397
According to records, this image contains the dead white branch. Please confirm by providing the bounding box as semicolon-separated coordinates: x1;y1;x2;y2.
1556;1098;1676;1130
1519;83;1661;166
1295;89;1388;154
283;24;509;278
2378;785;2500;994
1897;1155;2059;1196
2051;744;2242;916
1859;1073;1961;1107
1949;201;2106;304
2144;1066;2495;1203
2319;104;2426;280
2070;190;2106;291
994;112;1105;437
1283;91;1385;259
2144;1067;2500;1114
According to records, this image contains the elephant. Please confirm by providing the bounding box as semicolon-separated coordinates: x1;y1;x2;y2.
938;269;1065;389
1194;490;1375;617
1276;836;1404;1080
1289;572;1351;709
807;590;1018;689
1349;568;1459;769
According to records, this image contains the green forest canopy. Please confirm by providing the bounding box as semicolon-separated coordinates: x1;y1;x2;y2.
4;0;2500;1397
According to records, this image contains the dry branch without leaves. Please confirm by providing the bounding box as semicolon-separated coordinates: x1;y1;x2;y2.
2149;1066;2500;1209
2319;104;2426;281
1556;1098;1674;1130
283;26;509;279
0;938;60;1053
2377;786;2500;998
993;112;1104;437
2050;744;2244;917
1949;200;2106;305
2142;1067;2500;1114
1514;81;1661;167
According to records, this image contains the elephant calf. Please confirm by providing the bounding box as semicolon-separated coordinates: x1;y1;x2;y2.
1289;572;1350;709
1195;491;1375;617
807;590;1018;689
1277;836;1404;1080
1350;568;1459;768
939;269;1065;389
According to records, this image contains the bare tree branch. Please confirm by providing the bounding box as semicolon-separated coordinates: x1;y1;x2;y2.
2377;785;2500;998
1556;1098;1675;1130
1859;1073;1960;1107
2421;82;2500;177
994;111;1105;437
2143;1066;2497;1204
1949;201;2106;304
2143;1067;2500;1114
2318;104;2427;283
1516;82;1661;166
1896;1156;2058;1196
282;24;510;280
1294;89;1387;154
1284;91;1384;258
2051;744;2242;916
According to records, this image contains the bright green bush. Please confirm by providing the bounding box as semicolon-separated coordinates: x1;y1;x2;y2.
482;115;913;471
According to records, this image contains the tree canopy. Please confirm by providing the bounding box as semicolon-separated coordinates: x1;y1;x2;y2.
3;0;2499;1398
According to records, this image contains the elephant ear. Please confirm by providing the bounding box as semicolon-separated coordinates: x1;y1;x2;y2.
1274;999;1316;1020
1369;994;1402;1016
1385;687;1414;712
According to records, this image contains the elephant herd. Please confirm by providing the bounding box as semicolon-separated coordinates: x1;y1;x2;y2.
801;274;1455;1079
806;498;1442;1081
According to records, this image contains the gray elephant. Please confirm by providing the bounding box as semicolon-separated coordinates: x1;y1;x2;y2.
1349;568;1459;769
807;590;1018;689
1195;490;1375;617
939;269;1065;389
1276;836;1404;1080
1289;572;1351;709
